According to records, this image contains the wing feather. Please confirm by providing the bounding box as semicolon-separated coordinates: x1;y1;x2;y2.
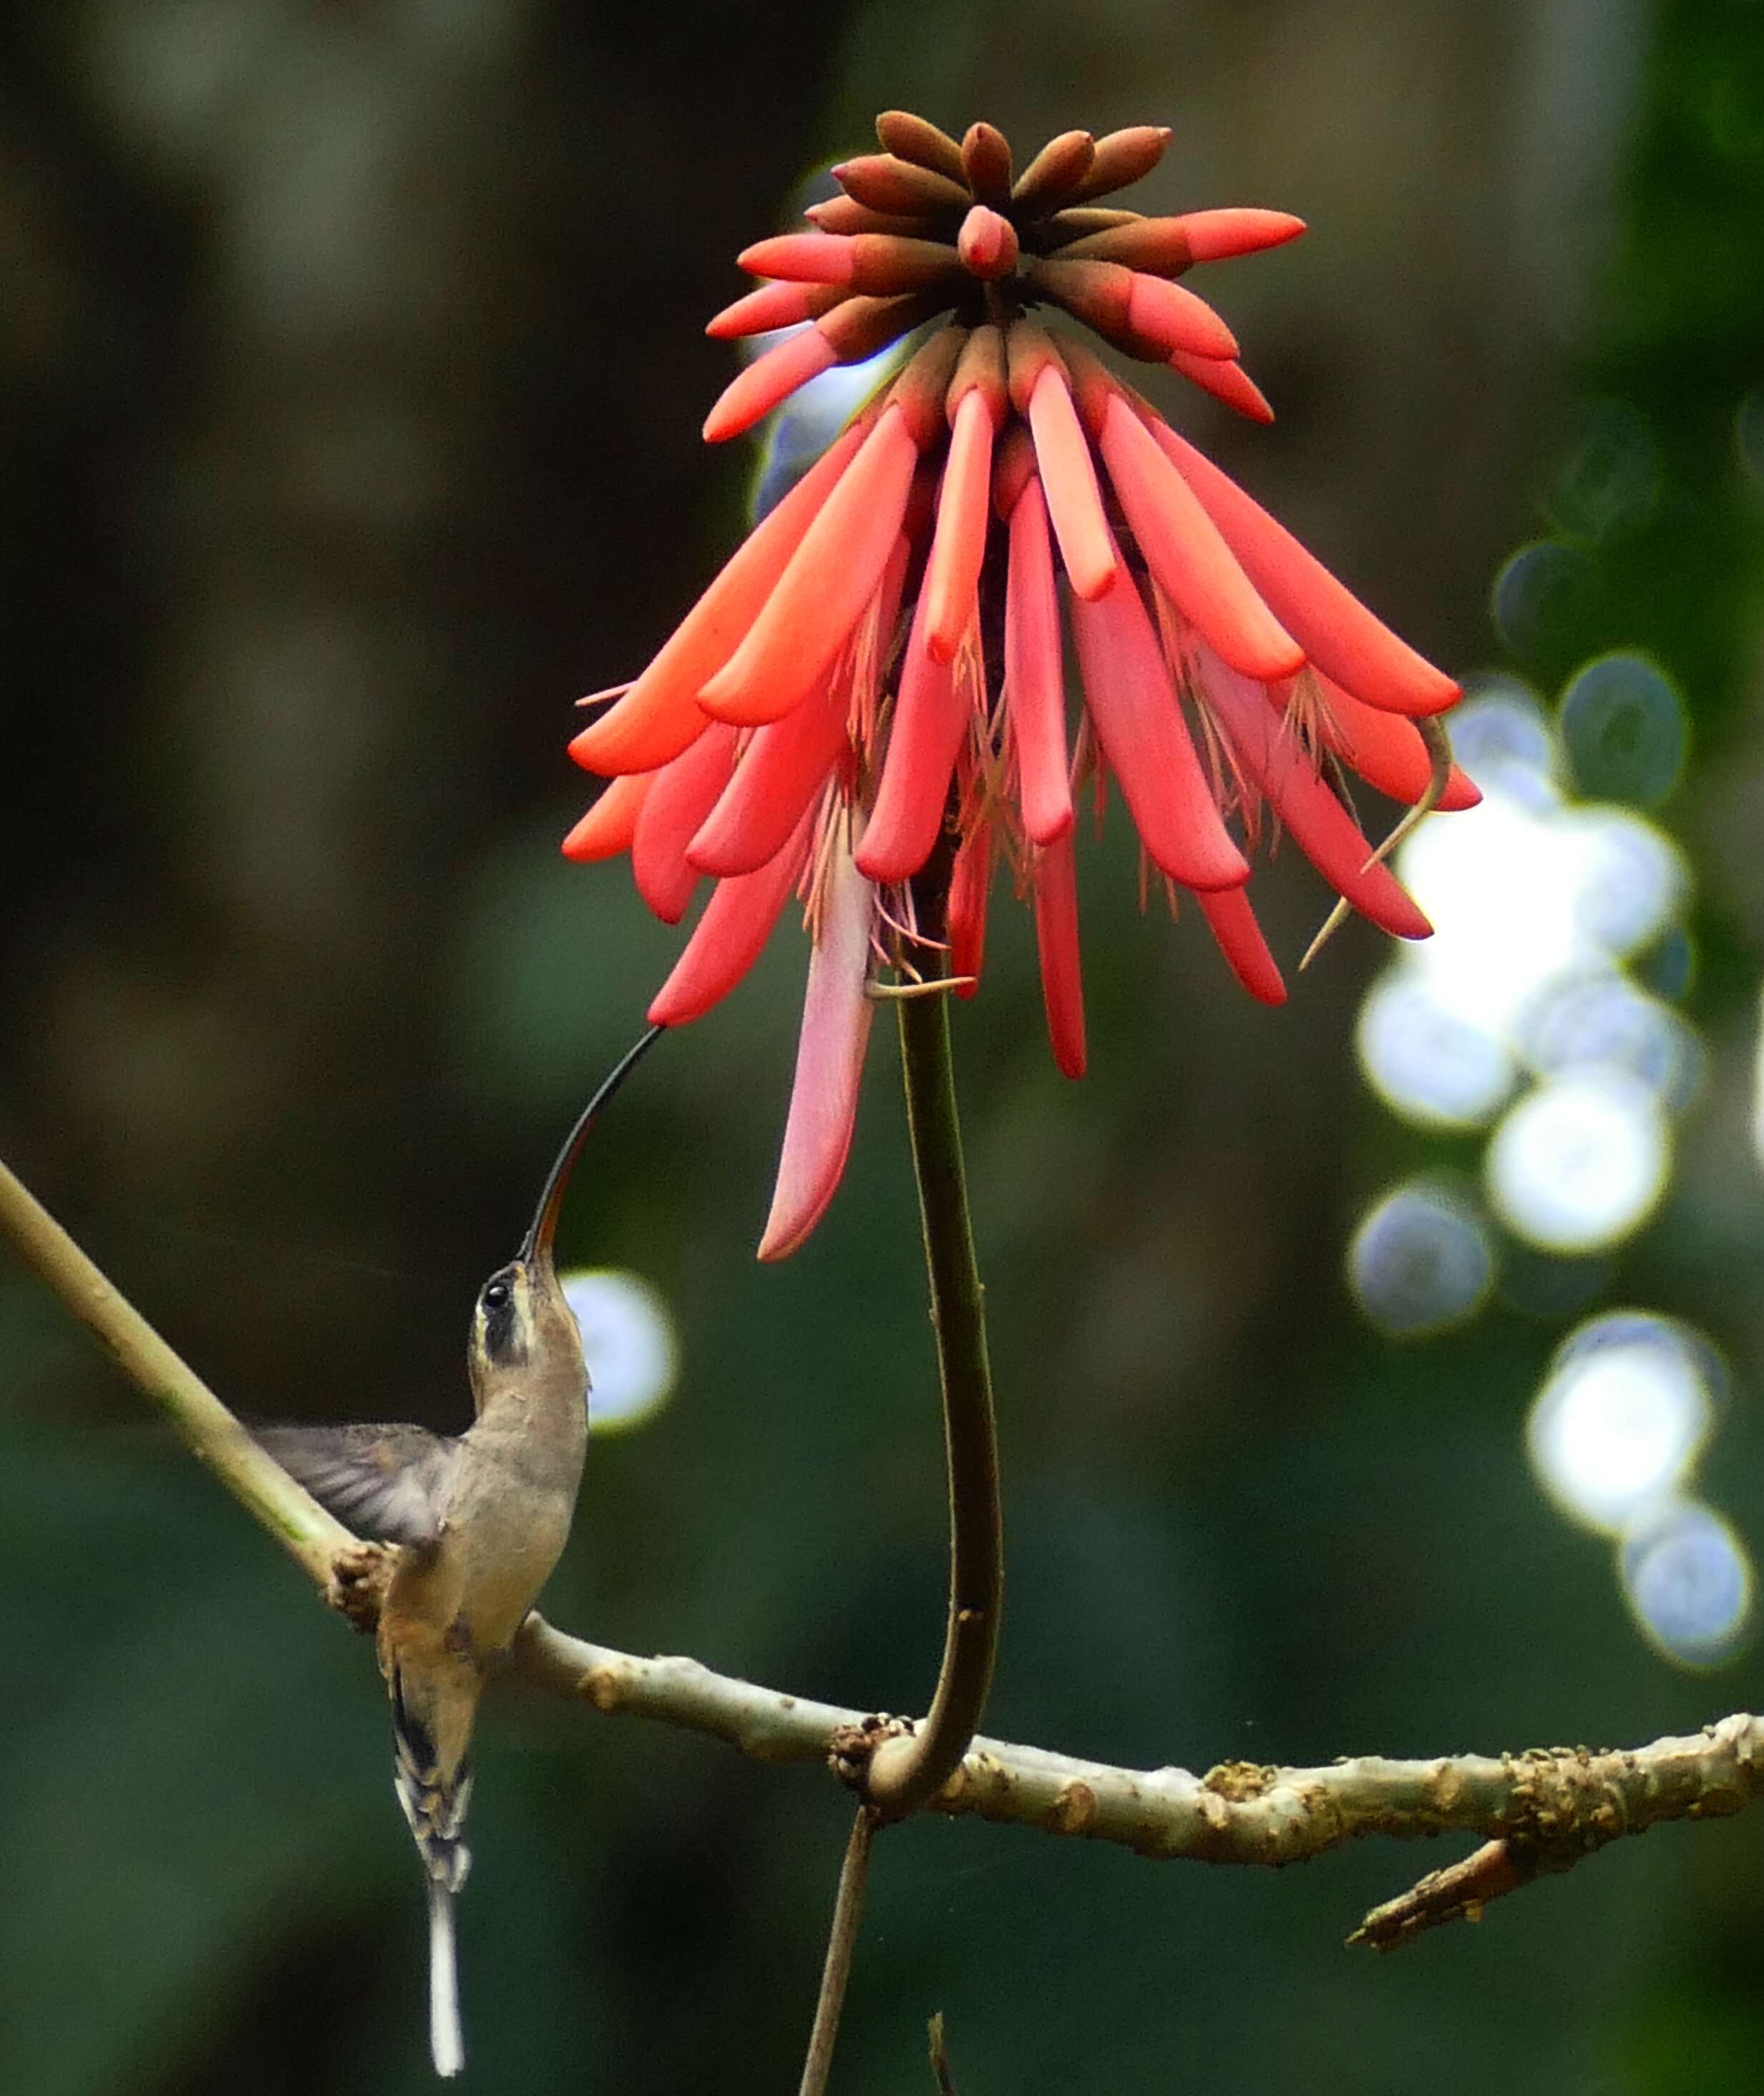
255;1422;460;1549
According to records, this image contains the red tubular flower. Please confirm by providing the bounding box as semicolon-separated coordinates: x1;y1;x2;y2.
564;112;1478;1253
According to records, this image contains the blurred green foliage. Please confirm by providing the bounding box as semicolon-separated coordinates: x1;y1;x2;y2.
4;2;1764;2092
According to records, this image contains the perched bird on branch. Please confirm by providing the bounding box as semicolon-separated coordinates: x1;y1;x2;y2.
259;1026;663;2076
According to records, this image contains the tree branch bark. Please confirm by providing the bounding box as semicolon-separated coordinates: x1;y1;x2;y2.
518;1617;1764;1941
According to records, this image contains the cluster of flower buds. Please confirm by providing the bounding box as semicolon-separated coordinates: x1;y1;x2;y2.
565;112;1476;1256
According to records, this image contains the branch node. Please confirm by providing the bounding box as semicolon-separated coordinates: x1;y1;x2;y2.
829;1714;912;1790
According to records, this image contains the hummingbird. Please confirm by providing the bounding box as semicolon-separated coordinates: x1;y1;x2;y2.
258;1025;663;2077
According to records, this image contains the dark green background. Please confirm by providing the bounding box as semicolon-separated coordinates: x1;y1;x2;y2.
4;2;1763;2090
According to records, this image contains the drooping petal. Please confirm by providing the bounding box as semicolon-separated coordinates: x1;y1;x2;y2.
854;588;970;884
1195;887;1287;1004
698;406;919;726
1169;351;1273;424
757;835;877;1260
923;386;996;663
1025;365;1116;600
947;824;993;999
1032;833;1086;1078
561;773;648;863
1071;557;1249;892
1004;475;1074;846
1098;395;1302;683
570;425;866;774
687;676;848;877
647;807;817;1025
630;723;740;924
1149;419;1461;717
1301;675;1481;809
702;327;839;443
1197;647;1432;939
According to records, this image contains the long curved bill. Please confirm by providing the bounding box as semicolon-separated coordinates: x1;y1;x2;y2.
522;1025;666;1267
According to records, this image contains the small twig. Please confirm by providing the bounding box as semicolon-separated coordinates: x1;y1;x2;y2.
0;1154;354;1583
862;985;1003;1820
1349;1838;1526;1951
928;2011;959;2095
797;1808;877;2096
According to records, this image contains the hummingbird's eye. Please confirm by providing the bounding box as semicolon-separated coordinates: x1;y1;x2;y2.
482;1279;512;1313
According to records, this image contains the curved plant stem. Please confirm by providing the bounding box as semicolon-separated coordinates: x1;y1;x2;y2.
796;1808;877;2096
0;1154;354;1581
862;985;1003;1818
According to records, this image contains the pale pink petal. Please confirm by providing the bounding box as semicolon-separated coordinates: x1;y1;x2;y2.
758;835;877;1259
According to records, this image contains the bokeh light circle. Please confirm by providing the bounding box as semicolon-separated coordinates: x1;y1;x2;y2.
1491;540;1599;664
1543;399;1662;543
1559;653;1687;806
1485;1072;1669;1252
1526;1312;1715;1534
562;1267;679;1432
1620;1502;1753;1667
1348;1181;1494;1336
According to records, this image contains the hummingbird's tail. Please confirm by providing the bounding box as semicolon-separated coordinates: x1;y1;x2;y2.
427;1878;464;2078
390;1667;474;2077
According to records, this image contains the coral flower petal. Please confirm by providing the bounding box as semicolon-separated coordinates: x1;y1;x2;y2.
1032;834;1086;1078
630;722;740;924
1003;475;1073;846
1198;649;1432;938
757;836;877;1261
561;772;649;864
703;327;839;444
1149;419;1461;716
688;678;849;877
924;387;996;663
1176;208;1307;261
1100;395;1302;682
1169;351;1274;424
571;424;866;774
947;824;992;998
1124;275;1239;361
1196;887;1287;1005
706;281;835;339
1304;675;1481;809
647;807;817;1025
855;588;969;884
736;232;858;285
1072;563;1249;892
1025;366;1116;600
699;406;919;726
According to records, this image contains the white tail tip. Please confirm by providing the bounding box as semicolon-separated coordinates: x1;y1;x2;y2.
428;1880;465;2077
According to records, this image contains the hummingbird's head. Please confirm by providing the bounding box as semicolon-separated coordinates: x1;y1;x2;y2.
467;1026;664;1413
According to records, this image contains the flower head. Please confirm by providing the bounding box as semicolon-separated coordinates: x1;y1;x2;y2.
565;113;1478;1254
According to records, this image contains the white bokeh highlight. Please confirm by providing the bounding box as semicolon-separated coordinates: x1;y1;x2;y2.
1526;1313;1715;1535
1485;1071;1670;1253
562;1267;678;1433
1357;685;1690;1257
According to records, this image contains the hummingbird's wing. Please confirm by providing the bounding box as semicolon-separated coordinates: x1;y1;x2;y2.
256;1422;462;1551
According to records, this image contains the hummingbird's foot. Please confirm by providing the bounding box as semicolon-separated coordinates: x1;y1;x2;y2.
326;1541;393;1633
